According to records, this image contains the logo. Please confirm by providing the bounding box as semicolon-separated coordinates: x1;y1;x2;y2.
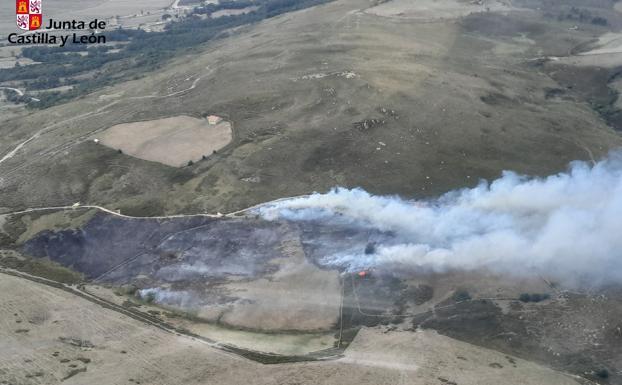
8;2;107;47
16;0;42;31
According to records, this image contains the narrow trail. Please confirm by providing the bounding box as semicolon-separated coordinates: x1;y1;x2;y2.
0;193;310;222
2;204;223;220
0;99;120;166
0;68;210;171
0;132;39;163
0;86;24;96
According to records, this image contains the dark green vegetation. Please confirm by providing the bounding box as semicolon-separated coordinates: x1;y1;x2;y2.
545;6;610;26
2;88;31;104
0;0;332;109
219;344;320;364
452;289;472;302
191;0;257;15
518;293;551;302
543;63;622;131
0;253;83;284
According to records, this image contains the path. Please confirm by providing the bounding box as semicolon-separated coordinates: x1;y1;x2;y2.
0;86;39;102
0;86;24;96
0;67;211;174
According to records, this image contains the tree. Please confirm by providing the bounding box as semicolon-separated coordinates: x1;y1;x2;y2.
364;242;376;255
596;368;609;379
453;290;471;302
519;293;530;302
144;292;156;303
519;293;550;302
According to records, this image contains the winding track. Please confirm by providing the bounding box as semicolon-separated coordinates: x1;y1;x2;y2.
0;67;211;174
0;86;25;96
0;191;308;219
0;87;39;102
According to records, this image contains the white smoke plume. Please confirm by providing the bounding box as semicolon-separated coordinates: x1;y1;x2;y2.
138;288;194;307
258;153;622;285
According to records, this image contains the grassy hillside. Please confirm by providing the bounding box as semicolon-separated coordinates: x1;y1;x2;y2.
1;0;621;215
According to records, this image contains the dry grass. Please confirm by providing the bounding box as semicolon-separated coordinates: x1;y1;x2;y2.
2;0;622;216
0;272;583;385
218;238;342;331
365;0;515;20
345;328;581;385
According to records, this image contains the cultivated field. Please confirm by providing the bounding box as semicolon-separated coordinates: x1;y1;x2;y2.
98;116;232;167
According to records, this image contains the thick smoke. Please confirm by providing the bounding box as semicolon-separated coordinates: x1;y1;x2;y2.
258;153;622;285
139;287;196;308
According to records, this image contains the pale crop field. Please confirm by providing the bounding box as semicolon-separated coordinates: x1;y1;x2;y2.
98;115;232;167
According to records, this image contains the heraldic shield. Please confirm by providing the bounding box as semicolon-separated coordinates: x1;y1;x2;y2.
16;0;42;31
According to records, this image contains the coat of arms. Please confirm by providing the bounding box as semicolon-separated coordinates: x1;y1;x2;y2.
16;0;42;31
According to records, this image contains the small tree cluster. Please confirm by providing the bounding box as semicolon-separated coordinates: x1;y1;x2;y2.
595;368;609;379
518;293;551;303
364;242;376;255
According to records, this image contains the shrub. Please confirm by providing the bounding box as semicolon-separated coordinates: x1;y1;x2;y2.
364;242;376;255
519;293;531;302
519;293;551;303
144;292;156;303
453;289;471;302
596;368;609;379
